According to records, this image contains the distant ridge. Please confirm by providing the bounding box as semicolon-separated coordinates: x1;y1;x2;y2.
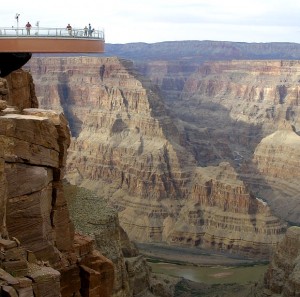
33;41;300;64
104;40;300;63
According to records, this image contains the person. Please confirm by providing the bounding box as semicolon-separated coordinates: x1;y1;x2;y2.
88;23;92;37
84;26;88;36
25;22;32;35
66;23;72;36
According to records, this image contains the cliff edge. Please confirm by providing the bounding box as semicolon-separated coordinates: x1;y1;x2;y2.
0;70;114;296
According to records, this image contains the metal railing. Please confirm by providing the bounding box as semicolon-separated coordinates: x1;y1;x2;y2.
0;27;105;40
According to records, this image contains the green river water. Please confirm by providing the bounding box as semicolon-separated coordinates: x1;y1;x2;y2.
149;262;268;284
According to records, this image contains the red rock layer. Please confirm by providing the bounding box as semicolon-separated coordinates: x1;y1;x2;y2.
0;73;114;297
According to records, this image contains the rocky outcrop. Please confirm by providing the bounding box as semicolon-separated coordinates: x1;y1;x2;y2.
24;56;289;259
5;68;39;110
165;163;286;257
252;122;300;223
263;226;300;296
64;184;155;297
0;72;114;296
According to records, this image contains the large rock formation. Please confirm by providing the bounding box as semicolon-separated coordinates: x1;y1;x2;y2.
25;56;289;258
263;226;300;296
64;184;155;297
0;70;115;296
164;163;286;258
174;60;300;224
252;123;300;223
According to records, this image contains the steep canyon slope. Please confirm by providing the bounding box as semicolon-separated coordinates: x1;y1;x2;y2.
110;52;300;225
26;56;290;258
1;66;167;297
0;70;115;296
171;60;300;224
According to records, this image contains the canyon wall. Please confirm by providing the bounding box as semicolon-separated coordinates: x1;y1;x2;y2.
25;56;290;258
0;70;115;296
262;226;300;296
173;60;300;223
1;67;168;297
105;41;300;106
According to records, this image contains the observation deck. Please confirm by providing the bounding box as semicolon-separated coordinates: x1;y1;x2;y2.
0;27;105;53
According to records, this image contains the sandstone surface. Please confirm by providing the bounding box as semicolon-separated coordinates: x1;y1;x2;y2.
0;72;115;296
25;56;290;258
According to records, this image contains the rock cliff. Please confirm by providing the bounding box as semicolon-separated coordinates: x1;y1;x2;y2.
25;56;288;258
166;163;286;257
262;226;300;296
0;70;115;296
174;60;300;225
64;184;155;297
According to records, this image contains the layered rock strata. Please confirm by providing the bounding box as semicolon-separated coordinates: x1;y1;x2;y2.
175;60;300;225
252;122;300;223
25;56;289;258
0;72;114;296
179;60;300;159
119;162;286;258
263;226;300;296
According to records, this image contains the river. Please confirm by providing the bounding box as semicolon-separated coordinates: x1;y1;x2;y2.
149;261;268;284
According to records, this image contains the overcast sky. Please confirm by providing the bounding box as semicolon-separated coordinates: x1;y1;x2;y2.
1;0;300;44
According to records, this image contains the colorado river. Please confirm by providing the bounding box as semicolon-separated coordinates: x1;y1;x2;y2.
149;262;268;284
138;242;269;285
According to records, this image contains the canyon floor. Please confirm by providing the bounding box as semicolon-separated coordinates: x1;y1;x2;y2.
138;243;266;297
